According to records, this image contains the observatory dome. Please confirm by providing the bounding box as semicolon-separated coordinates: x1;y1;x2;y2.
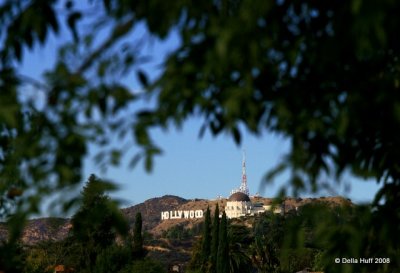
228;192;250;202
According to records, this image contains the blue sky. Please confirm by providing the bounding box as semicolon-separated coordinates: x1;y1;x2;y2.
90;118;380;208
18;18;380;213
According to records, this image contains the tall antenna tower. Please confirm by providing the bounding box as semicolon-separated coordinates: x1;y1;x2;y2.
239;150;250;195
231;150;250;196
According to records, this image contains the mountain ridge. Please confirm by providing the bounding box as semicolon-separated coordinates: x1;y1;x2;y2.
0;195;352;245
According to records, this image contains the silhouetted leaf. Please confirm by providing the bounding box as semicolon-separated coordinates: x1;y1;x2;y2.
137;70;148;87
67;11;82;41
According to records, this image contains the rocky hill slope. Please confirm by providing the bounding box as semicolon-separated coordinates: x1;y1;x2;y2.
0;195;352;245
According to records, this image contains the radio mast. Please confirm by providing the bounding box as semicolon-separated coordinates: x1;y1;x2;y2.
239;150;250;195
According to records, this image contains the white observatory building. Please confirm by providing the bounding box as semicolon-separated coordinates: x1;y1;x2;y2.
225;151;282;219
225;151;254;219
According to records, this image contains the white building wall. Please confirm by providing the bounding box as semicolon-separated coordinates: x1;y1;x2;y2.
225;202;284;219
225;201;252;219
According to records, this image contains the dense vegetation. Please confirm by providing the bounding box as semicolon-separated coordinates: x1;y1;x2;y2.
188;203;395;273
5;175;165;273
1;194;397;273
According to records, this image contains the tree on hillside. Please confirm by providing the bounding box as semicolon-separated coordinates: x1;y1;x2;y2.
120;258;166;273
132;212;145;259
209;204;220;273
200;207;211;271
93;244;132;273
23;240;73;273
227;225;253;273
1;1;400;271
216;211;228;273
251;214;284;273
71;174;128;272
0;242;25;273
285;203;393;273
187;235;203;271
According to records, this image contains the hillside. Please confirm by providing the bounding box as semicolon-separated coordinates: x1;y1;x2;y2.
0;217;71;245
0;195;352;245
122;195;188;231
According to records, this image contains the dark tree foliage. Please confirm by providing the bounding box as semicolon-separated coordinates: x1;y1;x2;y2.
187;235;203;271
162;223;200;241
71;174;128;272
210;204;220;273
251;213;284;273
200;207;211;271
189;221;263;273
22;239;76;273
216;211;228;273
0;1;400;272
94;244;132;273
119;258;166;273
0;242;25;273
132;212;145;259
226;224;253;273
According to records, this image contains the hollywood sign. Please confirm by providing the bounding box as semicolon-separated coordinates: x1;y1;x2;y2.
161;210;204;220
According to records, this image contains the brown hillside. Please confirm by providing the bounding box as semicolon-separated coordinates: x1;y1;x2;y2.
0;195;353;245
150;198;226;236
121;195;188;231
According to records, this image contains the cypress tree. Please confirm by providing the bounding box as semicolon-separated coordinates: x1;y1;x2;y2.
132;212;144;259
209;204;220;273
200;207;211;270
216;211;229;273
